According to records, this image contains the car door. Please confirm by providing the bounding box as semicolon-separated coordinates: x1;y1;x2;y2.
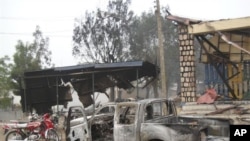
114;103;139;141
66;106;90;141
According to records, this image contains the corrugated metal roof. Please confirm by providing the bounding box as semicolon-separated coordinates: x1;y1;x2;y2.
21;61;159;114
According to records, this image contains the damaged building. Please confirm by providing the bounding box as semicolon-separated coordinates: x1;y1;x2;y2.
20;61;159;114
166;14;250;128
166;15;250;102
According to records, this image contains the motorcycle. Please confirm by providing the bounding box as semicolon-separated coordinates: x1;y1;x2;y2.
3;113;59;141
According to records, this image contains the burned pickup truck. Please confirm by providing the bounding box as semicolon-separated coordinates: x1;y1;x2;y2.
114;98;209;141
65;98;229;141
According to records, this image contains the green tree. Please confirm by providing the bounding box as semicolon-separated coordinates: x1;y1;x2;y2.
0;56;12;97
11;26;53;96
162;15;180;96
72;0;134;63
0;56;13;108
129;12;158;62
72;0;135;102
129;10;179;97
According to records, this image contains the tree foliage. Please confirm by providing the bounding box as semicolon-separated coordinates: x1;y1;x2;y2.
129;10;180;96
72;1;181;97
10;26;53;96
72;0;134;63
0;56;12;97
129;12;158;62
162;15;180;90
0;56;13;108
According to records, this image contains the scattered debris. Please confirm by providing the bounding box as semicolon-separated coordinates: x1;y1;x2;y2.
205;104;239;115
197;88;218;104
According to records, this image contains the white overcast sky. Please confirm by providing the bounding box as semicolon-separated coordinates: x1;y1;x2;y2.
1;0;250;67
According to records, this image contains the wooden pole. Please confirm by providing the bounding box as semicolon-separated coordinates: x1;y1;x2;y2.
156;0;167;98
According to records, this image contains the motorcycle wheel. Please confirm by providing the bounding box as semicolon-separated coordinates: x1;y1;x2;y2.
5;130;25;141
45;129;60;141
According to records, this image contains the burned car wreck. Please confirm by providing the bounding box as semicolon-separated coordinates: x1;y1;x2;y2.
113;98;230;141
65;98;230;141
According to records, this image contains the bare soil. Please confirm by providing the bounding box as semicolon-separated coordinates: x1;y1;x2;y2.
0;125;5;140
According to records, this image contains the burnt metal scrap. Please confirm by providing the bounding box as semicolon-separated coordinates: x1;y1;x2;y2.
89;113;114;140
21;61;159;114
65;102;116;141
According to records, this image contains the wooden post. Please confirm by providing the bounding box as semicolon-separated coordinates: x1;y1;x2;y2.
156;0;167;98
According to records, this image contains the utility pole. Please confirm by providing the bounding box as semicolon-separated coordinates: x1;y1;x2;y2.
155;0;167;98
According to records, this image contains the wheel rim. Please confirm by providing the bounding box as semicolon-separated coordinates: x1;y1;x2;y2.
6;131;23;140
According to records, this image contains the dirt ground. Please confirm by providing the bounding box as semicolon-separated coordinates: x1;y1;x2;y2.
0;125;5;140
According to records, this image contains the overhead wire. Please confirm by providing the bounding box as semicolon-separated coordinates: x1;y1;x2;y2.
0;16;75;21
0;31;72;38
0;16;76;37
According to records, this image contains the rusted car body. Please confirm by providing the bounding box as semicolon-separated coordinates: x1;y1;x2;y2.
87;102;116;140
113;98;207;141
65;99;235;141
